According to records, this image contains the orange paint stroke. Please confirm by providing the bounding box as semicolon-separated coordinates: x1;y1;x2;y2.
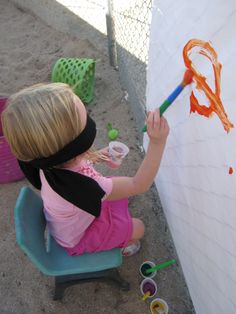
183;39;234;133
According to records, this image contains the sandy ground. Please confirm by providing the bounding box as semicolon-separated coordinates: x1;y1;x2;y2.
0;1;194;313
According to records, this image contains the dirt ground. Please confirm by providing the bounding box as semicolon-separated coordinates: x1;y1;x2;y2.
0;1;195;313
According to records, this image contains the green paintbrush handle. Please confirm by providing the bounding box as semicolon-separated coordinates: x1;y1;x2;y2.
142;82;186;133
159;99;171;115
145;259;176;274
141;99;170;132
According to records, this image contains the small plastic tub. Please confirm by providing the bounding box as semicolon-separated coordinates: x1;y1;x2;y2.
150;298;169;314
140;260;157;279
107;141;129;168
140;278;157;300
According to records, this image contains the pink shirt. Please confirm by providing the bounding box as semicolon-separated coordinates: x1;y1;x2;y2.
40;160;113;248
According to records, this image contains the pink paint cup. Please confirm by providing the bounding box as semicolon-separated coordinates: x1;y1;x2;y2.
106;141;129;168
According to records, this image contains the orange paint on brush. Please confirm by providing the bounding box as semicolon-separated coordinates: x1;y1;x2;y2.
182;69;194;86
183;39;234;133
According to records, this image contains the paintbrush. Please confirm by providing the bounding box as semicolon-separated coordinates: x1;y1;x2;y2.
145;259;176;275
142;69;193;132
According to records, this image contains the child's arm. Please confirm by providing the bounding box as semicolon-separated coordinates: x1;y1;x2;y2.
106;109;169;200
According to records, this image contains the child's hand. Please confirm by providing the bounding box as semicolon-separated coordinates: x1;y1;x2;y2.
98;146;110;159
99;146;124;169
91;147;110;164
146;109;169;144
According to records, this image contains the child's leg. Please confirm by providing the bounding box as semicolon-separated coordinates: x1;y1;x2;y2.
122;218;145;256
130;218;145;241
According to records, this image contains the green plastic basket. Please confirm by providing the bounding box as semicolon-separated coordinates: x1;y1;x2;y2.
52;58;96;103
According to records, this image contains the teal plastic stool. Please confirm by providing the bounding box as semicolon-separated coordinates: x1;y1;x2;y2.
14;187;130;300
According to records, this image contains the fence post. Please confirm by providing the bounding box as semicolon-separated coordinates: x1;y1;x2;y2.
106;0;118;68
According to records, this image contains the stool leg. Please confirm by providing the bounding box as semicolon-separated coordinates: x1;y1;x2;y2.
53;278;68;300
107;269;130;291
53;268;130;300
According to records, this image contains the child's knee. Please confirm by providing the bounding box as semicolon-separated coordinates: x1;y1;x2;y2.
132;218;145;240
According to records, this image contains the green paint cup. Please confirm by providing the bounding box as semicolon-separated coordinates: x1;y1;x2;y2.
140;261;157;278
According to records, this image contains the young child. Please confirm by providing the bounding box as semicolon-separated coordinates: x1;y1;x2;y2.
2;83;169;256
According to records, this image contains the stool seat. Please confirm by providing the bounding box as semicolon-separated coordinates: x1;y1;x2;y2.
14;187;130;300
45;235;122;276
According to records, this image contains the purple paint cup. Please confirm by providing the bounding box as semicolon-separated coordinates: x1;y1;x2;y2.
140;278;157;299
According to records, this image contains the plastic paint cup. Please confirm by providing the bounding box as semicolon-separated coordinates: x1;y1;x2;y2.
150;298;169;314
140;261;157;278
107;141;129;168
140;278;157;300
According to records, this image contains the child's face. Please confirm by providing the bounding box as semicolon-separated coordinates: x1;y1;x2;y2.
74;96;87;131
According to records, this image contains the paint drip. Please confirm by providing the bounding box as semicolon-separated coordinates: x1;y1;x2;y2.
183;39;234;133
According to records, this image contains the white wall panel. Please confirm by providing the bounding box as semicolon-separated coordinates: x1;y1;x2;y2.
146;0;236;313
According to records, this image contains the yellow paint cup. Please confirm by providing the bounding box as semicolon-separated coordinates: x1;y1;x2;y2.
150;298;169;314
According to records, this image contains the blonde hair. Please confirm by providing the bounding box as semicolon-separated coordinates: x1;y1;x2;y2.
2;83;106;164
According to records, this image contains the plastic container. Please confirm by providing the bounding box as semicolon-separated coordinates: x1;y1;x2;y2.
140;278;157;300
109;141;129;159
150;298;169;314
107;141;129;169
140;260;157;279
52;58;96;103
0;97;24;183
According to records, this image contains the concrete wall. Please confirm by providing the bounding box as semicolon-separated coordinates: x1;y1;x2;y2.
146;0;236;313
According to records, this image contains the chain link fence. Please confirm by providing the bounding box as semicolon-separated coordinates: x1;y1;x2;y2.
108;0;152;127
54;0;152;127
